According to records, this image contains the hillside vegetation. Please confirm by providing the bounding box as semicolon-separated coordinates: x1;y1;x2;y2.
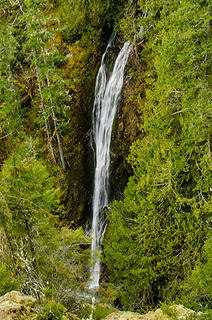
0;0;211;319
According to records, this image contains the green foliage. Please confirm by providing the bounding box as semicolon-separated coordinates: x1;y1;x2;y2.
0;138;57;296
0;137;57;216
104;0;211;313
0;138;90;301
0;262;19;296
21;0;70;131
0;0;211;315
160;304;178;320
177;238;212;311
0;20;17;72
81;303;115;320
93;304;115;320
36;300;65;320
0;0;130;224
198;310;212;320
36;225;90;304
59;0;127;44
0;20;22;134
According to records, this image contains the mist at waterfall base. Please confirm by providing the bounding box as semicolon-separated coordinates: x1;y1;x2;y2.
88;37;131;293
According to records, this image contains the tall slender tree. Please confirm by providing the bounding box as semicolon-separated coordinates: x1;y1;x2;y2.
0;21;22;135
23;0;67;170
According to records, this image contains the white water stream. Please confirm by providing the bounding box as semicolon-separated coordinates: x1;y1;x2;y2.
89;37;131;291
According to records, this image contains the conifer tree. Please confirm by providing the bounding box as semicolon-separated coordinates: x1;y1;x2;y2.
0;21;22;135
104;0;211;312
17;0;68;170
0;138;89;298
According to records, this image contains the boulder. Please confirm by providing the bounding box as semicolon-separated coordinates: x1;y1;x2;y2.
103;311;144;320
103;304;200;320
0;291;36;320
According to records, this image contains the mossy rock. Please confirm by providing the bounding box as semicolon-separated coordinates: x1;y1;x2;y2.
103;305;201;320
0;291;37;320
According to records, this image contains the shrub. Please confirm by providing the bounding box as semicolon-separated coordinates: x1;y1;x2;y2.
36;300;65;320
0;262;19;296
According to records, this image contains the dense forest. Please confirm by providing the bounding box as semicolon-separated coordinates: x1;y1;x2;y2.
0;0;211;319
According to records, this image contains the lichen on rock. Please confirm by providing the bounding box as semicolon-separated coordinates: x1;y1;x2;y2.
103;305;200;320
0;291;36;320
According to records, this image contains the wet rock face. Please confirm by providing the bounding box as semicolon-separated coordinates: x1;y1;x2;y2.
110;54;146;201
0;291;36;320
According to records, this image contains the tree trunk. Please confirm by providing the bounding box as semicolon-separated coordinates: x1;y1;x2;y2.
24;214;37;269
45;71;66;171
34;3;66;171
19;0;56;164
33;48;57;164
0;209;17;269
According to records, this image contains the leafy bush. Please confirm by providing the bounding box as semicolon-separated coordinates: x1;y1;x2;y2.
36;301;65;320
81;303;115;320
0;262;19;296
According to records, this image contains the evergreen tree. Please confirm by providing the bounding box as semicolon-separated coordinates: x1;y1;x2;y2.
0;20;22;135
0;138;89;300
104;0;211;312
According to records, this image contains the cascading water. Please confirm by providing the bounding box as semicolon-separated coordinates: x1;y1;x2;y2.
89;37;131;291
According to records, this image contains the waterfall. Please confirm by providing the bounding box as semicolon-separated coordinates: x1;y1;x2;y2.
89;38;131;290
